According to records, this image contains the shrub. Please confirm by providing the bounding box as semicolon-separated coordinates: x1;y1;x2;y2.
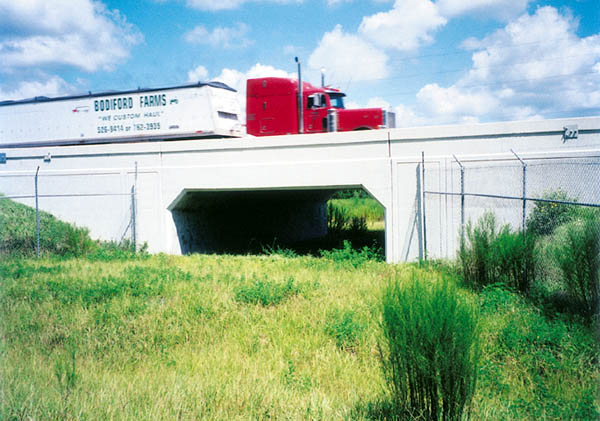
234;277;300;306
325;308;365;351
319;240;382;267
493;228;536;293
458;213;498;288
553;210;600;322
261;242;298;258
379;273;480;420
87;240;148;261
527;189;578;237
327;201;350;235
349;215;368;235
459;212;535;292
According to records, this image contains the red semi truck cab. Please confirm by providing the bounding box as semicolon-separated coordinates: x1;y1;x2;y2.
246;77;395;136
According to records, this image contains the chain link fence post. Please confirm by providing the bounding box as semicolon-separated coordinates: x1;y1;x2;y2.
131;161;138;251
511;149;529;290
422;151;427;260
511;149;527;232
453;155;465;243
35;166;40;258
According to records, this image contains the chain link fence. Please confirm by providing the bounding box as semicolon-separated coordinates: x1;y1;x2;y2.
0;164;138;257
421;152;600;260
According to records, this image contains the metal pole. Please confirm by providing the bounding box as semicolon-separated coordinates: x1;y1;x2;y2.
511;149;527;232
422;151;427;260
453;155;465;243
35;166;40;258
295;57;303;134
510;149;528;290
132;161;138;250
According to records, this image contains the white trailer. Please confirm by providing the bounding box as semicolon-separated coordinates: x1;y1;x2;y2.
0;82;242;148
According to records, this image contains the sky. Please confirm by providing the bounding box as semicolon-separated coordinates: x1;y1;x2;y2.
0;0;599;127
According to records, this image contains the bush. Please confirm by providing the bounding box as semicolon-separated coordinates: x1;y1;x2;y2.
325;308;365;351
552;210;600;322
234;277;300;307
527;189;578;237
379;273;480;420
459;212;535;292
319;240;382;267
327;202;350;235
458;213;497;288
494;228;536;293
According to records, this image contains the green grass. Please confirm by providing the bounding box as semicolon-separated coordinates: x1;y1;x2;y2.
0;197;146;260
1;255;598;420
328;197;385;230
0;197;96;257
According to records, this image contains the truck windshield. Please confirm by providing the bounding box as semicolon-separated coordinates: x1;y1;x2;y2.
328;93;345;109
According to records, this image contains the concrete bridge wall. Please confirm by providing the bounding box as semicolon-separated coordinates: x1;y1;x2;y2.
1;116;598;262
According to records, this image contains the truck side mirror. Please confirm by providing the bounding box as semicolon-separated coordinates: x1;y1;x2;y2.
308;94;322;108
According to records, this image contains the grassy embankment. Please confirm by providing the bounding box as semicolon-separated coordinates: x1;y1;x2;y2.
0;196;598;419
1;255;598;419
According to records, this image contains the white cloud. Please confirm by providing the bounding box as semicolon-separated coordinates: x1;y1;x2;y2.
392;103;428;127
0;76;75;101
346;96;392;110
184;23;252;48
436;0;531;20
185;0;300;11
308;25;389;83
393;7;600;125
187;65;209;82
464;7;596;83
326;0;352;6
365;97;391;109
185;0;247;10
0;0;142;72
461;7;600;112
416;84;497;123
359;0;446;51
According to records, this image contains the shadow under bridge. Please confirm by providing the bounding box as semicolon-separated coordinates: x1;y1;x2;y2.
168;188;340;254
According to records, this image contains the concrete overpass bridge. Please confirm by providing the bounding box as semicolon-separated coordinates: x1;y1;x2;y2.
1;116;599;262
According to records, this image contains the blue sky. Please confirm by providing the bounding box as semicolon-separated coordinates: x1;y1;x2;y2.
0;0;598;126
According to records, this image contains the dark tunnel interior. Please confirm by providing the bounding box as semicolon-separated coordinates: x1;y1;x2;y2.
170;189;335;254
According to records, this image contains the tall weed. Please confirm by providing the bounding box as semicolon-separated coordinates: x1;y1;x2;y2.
327;201;371;236
552;210;600;322
459;212;535;292
379;273;480;420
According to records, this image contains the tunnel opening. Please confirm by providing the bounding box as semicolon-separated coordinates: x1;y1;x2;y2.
169;187;385;257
